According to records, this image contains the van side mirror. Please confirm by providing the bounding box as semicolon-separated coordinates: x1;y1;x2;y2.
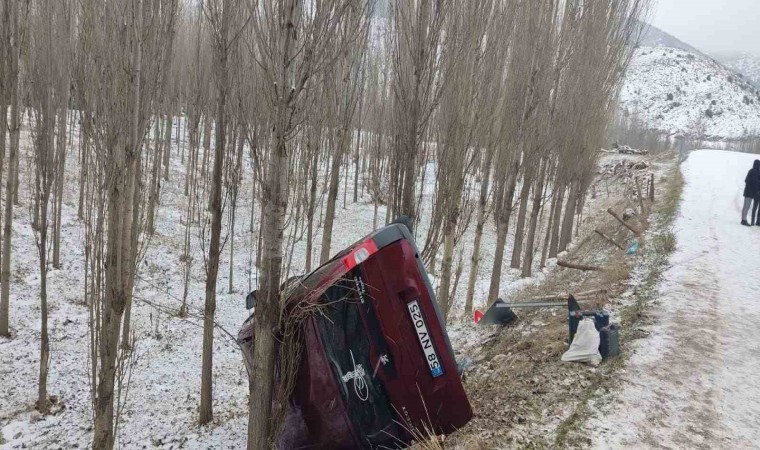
246;291;257;310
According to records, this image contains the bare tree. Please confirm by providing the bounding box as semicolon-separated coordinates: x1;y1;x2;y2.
50;0;74;270
26;0;71;412
484;0;553;304
0;0;27;338
388;0;449;230
430;0;493;319
319;3;371;264
198;0;246;425
80;0;176;446
242;0;363;446
146;0;178;235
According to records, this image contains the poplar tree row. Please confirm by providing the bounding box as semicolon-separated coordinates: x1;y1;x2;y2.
0;0;648;448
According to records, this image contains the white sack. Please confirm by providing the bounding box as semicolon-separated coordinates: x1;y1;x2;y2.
561;317;602;366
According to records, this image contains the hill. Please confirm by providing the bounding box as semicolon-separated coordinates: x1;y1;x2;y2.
639;23;706;57
620;46;760;140
718;52;760;87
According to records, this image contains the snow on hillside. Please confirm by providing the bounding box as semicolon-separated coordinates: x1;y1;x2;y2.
620;46;760;140
720;52;760;87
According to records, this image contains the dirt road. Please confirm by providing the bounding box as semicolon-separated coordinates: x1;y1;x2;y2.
590;150;760;449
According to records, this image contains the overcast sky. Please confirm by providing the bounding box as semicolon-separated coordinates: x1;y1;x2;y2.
651;0;760;56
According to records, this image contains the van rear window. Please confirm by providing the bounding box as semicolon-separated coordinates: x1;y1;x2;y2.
315;275;399;448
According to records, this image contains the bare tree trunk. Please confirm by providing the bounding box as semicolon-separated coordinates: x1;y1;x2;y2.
548;184;565;258
38;229;50;413
201;114;212;183
540;181;557;268
176;116;183;164
35;103;54;417
0;0;21;337
146;119;163;235
304;142;318;273
186;115;200;197
437;209;457;320
249;147;255;234
163;116;171;180
249;132;285;448
229;127;244;294
180;193;191;317
93;0;144;445
522;161;547;277
464;151;492;316
559;180;578;252
52;108;69;269
353;119;362;203
342;150;348;209
78;112;91;220
320;131;346;264
510;167;533;269
0;93;5;238
13;144;19;205
486;165;517;304
32;6;58;411
200;7;230;423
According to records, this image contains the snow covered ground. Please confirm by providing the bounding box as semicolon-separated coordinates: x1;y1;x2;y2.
590;150;760;448
0;118;561;448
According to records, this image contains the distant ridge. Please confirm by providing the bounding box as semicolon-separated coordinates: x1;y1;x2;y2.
638;23;706;58
718;53;760;87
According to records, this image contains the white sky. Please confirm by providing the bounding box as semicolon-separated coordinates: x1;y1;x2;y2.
651;0;760;56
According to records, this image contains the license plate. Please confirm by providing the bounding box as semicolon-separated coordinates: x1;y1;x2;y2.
407;300;444;378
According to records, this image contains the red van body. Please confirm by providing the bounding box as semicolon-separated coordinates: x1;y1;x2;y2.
239;222;472;449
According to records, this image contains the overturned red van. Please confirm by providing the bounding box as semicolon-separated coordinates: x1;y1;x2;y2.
239;219;473;449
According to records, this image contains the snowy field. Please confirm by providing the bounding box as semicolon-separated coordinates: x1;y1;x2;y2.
590;150;760;448
0;118;562;448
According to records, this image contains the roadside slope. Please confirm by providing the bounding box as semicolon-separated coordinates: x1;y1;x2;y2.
589;150;760;448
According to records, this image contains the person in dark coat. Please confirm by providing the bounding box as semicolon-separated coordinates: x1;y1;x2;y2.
742;159;760;226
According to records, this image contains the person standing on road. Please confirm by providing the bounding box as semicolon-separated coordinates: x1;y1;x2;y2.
742;159;760;226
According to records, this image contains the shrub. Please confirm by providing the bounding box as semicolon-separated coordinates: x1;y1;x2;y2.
705;109;714;118
666;93;674;101
656;230;677;254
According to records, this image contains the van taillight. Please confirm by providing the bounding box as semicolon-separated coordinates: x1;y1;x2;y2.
342;240;379;270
